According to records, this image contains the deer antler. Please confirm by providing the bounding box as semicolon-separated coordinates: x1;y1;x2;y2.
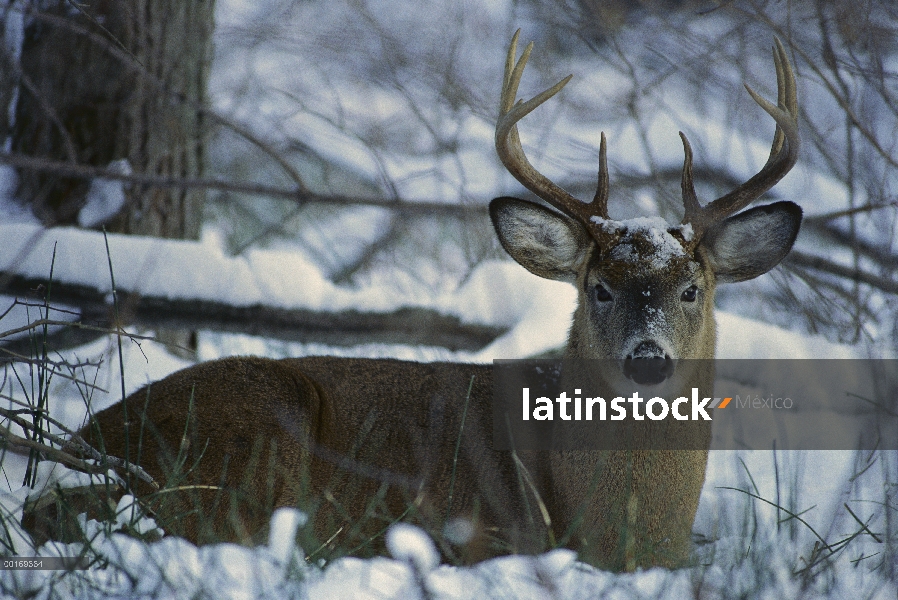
496;30;620;248
679;38;799;247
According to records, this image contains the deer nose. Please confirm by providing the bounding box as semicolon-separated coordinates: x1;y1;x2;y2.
623;341;674;385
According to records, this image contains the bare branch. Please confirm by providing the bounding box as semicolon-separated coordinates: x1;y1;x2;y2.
0;399;157;487
803;201;898;224
0;422;157;489
785;251;898;295
0;274;506;352
0;151;485;217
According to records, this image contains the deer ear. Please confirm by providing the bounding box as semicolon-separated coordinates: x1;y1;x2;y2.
490;197;591;282
701;201;802;283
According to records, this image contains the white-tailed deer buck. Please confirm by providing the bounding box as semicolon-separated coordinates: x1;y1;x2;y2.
79;32;801;570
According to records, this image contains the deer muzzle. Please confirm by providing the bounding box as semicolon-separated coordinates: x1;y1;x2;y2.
623;340;674;385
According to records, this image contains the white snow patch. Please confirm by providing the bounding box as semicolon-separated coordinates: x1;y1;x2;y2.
268;507;308;564
78;160;132;228
593;215;687;269
386;523;440;573
442;517;475;545
114;494;161;537
716;312;858;359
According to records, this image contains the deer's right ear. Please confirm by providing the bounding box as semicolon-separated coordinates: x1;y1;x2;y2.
490;197;591;282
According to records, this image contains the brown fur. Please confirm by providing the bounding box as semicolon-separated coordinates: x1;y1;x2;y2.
83;355;707;569
84;358;558;562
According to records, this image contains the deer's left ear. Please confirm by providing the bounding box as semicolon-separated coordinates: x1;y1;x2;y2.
700;201;802;283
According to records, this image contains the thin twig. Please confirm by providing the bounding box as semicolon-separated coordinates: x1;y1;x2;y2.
0;319;156;342
0;405;157;488
0;423;156;487
0;357;107;391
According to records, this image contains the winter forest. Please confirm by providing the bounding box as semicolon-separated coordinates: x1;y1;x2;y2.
0;0;896;598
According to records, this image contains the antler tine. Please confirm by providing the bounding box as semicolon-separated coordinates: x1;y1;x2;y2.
682;38;800;243
679;132;700;223
496;31;610;228
592;132;610;217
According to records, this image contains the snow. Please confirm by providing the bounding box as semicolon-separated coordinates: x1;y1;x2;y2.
442;517;475;545
0;222;576;370
386;523;440;573
113;495;161;538
4;524;884;599
0;223;461;315
267;508;308;565
78;160;131;228
592;216;688;269
715;312;857;360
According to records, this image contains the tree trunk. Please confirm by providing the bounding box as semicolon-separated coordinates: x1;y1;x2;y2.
12;0;213;239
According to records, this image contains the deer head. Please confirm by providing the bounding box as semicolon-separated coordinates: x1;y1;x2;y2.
491;31;802;377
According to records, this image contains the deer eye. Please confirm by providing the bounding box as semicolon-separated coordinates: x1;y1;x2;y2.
681;285;698;302
595;284;612;302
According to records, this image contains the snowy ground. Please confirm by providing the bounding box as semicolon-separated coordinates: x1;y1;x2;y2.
0;225;895;599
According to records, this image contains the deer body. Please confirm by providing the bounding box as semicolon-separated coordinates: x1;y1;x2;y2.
87;354;710;567
81;33;803;571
